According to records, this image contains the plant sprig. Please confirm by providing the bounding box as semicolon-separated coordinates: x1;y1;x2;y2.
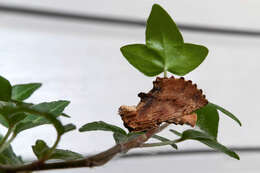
121;4;208;77
0;3;242;173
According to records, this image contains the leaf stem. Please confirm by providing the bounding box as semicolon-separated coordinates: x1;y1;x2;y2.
0;127;14;153
140;140;179;148
163;69;167;78
41;134;62;161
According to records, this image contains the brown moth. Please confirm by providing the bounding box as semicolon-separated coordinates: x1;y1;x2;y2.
119;76;208;132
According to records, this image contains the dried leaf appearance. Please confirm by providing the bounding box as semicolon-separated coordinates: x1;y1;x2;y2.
119;76;208;132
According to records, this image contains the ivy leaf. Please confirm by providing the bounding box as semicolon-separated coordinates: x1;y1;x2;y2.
113;132;128;144
176;129;239;160
0;114;8;128
79;121;127;135
120;44;164;76
209;102;242;126
63;123;76;133
0;102;26;128
169;129;182;137
196;104;219;139
146;4;183;58
122;4;208;77
11;83;42;101
152;135;177;149
32;140;83;161
166;43;208;76
0;135;23;166
0;76;12;101
14;100;69;135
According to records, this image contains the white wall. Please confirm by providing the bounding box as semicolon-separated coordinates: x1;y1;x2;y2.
0;1;260;172
1;0;260;29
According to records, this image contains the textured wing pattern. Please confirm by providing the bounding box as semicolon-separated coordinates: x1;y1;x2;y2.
119;76;208;132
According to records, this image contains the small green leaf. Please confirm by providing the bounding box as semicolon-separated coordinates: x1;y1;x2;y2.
209;102;242;126
0;102;26;127
79;121;127;135
113;132;128;144
152;135;177;149
29;100;70;117
178;130;239;160
169;129;182;137
63;124;76;133
196;104;219;139
146;4;183;58
0;135;23;165
166;43;208;76
0;76;12;101
11;83;42;101
0;114;8;128
120;44;164;76
14;101;69;134
32;140;83;161
50;149;84;161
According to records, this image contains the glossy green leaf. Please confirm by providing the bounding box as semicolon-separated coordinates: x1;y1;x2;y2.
63;123;76;133
0;135;23;166
12;83;42;101
178;130;239;160
0;114;8;128
79;121;127;135
146;4;183;58
209;102;242;126
196;104;219;139
0;102;26;127
152;135;177;149
14;101;69;134
0;76;12;101
32;140;83;161
120;44;164;76
169;129;182;137
122;4;209;77
166;43;208;76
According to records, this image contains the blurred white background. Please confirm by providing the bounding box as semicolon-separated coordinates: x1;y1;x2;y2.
0;0;260;172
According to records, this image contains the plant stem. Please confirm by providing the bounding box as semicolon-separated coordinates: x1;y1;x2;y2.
163;69;167;78
0;123;169;172
0;127;13;153
41;134;61;161
140;140;178;148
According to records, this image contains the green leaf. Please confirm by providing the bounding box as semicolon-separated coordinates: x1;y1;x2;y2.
146;4;183;59
32;140;83;161
0;114;8;128
169;129;182;137
178;130;239;160
11;83;42;101
209;102;242;126
0;76;12;101
63;123;76;133
196;104;219;139
113;132;145;144
121;4;209;77
120;44;164;76
113;132;128;144
152;135;177;149
14;100;69;134
79;121;127;135
0;135;23;166
0;102;26;127
166;43;208;76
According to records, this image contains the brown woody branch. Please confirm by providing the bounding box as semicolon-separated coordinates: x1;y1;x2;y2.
0;124;169;173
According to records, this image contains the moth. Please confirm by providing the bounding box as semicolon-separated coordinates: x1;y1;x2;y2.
119;76;208;132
